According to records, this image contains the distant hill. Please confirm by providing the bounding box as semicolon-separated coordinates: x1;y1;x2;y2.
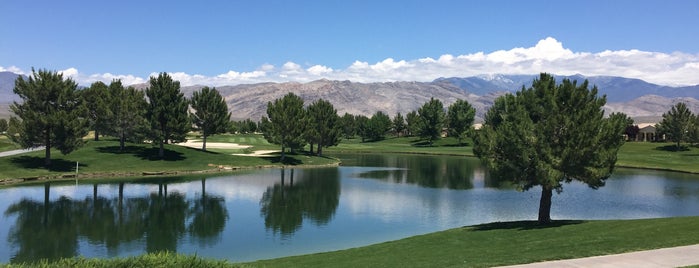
2;71;699;122
435;74;699;102
0;71;23;104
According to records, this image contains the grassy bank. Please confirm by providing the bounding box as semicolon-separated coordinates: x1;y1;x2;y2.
616;142;699;173
0;138;338;182
251;217;699;267
328;136;474;156
6;217;699;267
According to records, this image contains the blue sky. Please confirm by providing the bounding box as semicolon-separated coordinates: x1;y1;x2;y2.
2;0;699;86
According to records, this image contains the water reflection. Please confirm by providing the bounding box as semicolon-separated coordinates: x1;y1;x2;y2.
340;154;510;189
0;155;697;263
260;168;341;237
3;180;227;263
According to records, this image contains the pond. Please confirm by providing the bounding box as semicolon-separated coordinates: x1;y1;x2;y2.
1;154;698;263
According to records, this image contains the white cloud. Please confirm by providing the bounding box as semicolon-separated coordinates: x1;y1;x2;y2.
307;65;333;76
4;37;699;87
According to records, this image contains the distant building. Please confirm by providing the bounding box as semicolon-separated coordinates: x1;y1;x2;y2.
636;123;663;142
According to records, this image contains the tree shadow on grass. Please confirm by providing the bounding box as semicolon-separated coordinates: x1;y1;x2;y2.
471;220;584;231
262;155;303;165
95;145;186;161
654;145;690;152
411;140;434;147
10;156;88;172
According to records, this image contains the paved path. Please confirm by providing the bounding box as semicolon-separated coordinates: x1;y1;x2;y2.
498;244;699;268
0;147;44;158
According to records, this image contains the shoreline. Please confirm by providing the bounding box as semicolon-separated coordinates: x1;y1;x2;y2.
0;161;341;188
3;150;698;187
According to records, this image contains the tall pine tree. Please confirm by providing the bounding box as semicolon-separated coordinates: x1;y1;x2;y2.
446;99;476;145
190;87;231;151
265;93;306;161
145;73;190;158
472;73;627;224
82;81;111;141
306;99;341;156
9;69;88;166
106;80;148;151
657;102;694;150
417;98;446;146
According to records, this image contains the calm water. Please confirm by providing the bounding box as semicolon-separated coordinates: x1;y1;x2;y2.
1;154;699;263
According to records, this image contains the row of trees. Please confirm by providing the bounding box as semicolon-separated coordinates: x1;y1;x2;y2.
259;93;477;160
8;70;231;166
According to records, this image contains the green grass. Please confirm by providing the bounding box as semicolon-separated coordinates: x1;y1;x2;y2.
616;142;699;173
3;251;239;268
327;136;474;156
250;217;699;267
0;137;339;181
0;135;20;152
7;217;699;267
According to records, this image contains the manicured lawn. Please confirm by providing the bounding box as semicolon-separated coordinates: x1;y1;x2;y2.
328;136;474;156
0;138;338;181
251;217;699;267
616;142;699;173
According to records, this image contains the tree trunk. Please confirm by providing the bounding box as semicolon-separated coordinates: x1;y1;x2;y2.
318;144;323;157
44;128;51;167
202;133;207;152
280;145;286;161
94;130;99;141
119;132;126;152
538;185;553;225
309;143;314;155
159;141;164;158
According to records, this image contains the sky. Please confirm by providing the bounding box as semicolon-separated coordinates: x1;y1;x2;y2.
1;0;699;87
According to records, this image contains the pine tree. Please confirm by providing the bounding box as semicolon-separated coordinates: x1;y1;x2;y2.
265;93;306;161
190;87;231;151
145;73;190;158
106;80;148;151
392;112;406;137
306;99;341;156
446;99;476;144
9;69;88;166
417;98;446;146
82;81;111;141
405;111;419;137
657;102;694;150
472;73;627;224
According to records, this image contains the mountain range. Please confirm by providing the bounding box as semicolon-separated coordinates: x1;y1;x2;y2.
2;71;699;123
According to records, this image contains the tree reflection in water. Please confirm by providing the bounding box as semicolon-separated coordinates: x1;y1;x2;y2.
3;180;228;263
347;154;513;190
259;168;341;237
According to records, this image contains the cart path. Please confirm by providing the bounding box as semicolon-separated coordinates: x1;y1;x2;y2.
497;244;699;268
0;147;44;158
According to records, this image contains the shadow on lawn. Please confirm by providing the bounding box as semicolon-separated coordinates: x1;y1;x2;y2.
96;145;186;161
471;220;584;231
654;145;690;152
410;139;469;148
10;156;88;172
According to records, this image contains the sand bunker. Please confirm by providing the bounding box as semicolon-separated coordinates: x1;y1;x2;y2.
178;140;279;157
179;140;252;149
